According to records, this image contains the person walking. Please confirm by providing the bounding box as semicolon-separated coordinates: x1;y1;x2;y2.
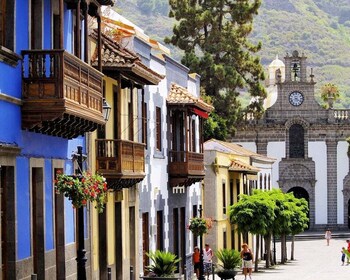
325;228;332;246
203;244;213;279
341;247;346;265
193;246;200;279
240;243;253;280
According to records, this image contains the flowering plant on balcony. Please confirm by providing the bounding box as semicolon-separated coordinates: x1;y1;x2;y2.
54;170;108;213
188;217;213;236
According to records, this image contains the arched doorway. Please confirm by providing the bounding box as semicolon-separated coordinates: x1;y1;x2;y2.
288;187;310;229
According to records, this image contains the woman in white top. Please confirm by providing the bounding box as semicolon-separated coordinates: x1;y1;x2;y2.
203;244;213;278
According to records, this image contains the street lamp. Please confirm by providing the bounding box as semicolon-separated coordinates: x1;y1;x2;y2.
198;205;205;280
72;146;87;280
102;98;112;122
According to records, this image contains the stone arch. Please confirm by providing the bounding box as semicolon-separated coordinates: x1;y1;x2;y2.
278;163;316;228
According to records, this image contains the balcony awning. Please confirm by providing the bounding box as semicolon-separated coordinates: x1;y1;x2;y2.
90;30;164;85
192;107;209;119
167;83;214;114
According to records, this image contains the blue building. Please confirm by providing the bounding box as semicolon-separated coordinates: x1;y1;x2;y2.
0;1;113;279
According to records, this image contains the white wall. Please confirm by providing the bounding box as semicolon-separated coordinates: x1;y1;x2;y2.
337;141;348;224
309;141;327;224
267;141;285;189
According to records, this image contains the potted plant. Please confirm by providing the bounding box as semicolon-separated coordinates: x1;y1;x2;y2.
142;250;181;279
188;216;212;236
54;170;108;213
215;248;241;280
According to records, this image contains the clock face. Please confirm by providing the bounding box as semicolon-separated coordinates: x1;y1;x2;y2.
289;91;304;106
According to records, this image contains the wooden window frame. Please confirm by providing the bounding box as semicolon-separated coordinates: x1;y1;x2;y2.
156;107;162;151
0;0;19;66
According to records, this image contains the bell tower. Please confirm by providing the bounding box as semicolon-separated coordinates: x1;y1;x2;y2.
284;50;307;82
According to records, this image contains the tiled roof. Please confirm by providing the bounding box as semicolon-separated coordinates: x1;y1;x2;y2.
167;83;214;112
204;139;276;163
90;30;164;85
229;159;260;173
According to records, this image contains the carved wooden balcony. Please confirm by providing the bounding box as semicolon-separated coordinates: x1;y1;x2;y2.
96;139;146;189
168;151;205;188
22;50;105;139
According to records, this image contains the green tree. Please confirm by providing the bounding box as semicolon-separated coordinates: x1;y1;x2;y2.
287;194;308;260
229;190;275;270
268;190;309;264
166;0;266;139
230;189;309;269
320;83;340;108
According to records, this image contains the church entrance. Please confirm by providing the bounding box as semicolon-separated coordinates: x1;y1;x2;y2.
288;187;310;228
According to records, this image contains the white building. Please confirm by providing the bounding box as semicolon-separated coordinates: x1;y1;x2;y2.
232;50;350;231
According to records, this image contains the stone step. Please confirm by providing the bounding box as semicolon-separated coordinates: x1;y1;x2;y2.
278;231;350;241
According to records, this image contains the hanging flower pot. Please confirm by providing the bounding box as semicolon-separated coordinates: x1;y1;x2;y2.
54;170;108;213
188;217;213;236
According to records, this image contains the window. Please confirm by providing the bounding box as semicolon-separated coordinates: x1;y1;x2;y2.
222;181;226;214
156;211;163;251
0;0;5;46
142;102;148;147
230;179;234;206
191;117;196;152
223;231;227;249
156;107;161;151
289;124;304;158
0;0;13;50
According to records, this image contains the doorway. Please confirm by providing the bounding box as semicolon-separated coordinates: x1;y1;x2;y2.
32;167;45;279
288;186;310;228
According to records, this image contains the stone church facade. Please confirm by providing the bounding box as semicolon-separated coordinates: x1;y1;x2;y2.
232;50;350;231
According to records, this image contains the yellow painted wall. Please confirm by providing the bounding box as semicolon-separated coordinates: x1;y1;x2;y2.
205;149;255;253
90;75;140;277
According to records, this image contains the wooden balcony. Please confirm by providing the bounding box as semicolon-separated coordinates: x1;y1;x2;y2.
96;139;146;189
168;151;205;188
22;50;105;139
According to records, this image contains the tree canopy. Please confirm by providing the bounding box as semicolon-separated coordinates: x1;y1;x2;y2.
229;189;309;267
166;0;266;140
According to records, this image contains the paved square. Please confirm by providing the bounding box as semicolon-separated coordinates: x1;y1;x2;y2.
209;237;350;280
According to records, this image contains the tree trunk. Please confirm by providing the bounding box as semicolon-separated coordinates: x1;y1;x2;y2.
291;235;295;260
263;234;272;268
254;234;259;272
280;234;287;264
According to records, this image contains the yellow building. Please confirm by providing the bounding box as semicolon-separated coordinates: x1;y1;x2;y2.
203;139;275;256
89;29;163;279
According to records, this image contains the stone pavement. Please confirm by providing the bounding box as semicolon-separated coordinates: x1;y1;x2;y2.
206;236;350;280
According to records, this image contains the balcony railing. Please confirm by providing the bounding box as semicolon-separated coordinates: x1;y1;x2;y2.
22;49;105;138
96;139;146;189
168;151;205;177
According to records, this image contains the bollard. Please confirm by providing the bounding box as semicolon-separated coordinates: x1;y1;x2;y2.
184;264;187;280
212;263;215;280
31;274;37;280
130;265;134;280
107;267;112;280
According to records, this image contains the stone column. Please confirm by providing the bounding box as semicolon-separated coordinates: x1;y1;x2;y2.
326;139;338;225
256;139;267;156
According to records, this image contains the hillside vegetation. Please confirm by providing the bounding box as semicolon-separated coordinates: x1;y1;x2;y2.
115;0;350;108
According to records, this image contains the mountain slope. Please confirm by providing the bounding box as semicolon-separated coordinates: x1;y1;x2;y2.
115;0;350;107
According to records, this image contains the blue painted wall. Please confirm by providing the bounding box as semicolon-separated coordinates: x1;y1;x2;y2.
16;157;31;260
0;0;92;264
45;160;54;251
64;161;76;244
